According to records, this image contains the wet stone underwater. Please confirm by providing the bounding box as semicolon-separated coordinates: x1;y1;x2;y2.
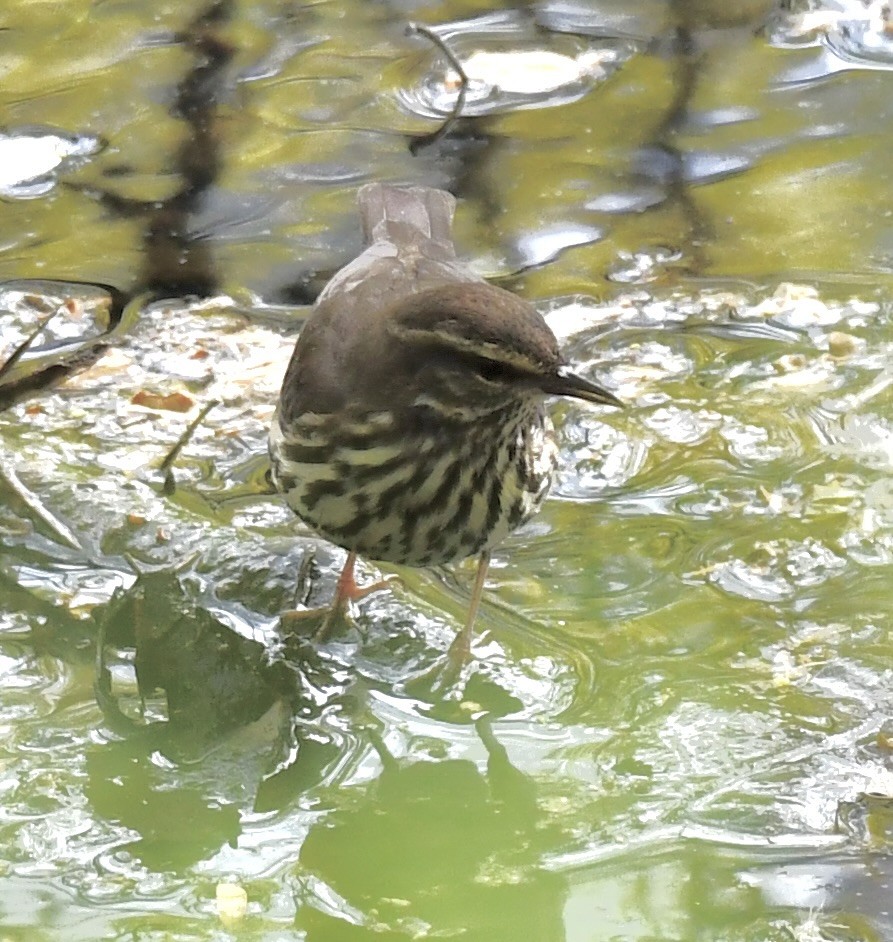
2;1;893;940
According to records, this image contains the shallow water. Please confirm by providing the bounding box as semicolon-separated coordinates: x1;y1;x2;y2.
2;1;893;940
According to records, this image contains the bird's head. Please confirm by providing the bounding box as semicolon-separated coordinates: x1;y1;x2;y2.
384;283;622;421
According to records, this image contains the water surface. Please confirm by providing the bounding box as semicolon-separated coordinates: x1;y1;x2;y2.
2;1;893;939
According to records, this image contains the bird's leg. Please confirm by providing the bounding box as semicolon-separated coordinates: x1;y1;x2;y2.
331;550;362;605
446;551;490;667
314;551;400;640
399;552;491;699
281;550;397;641
311;550;358;641
333;551;401;604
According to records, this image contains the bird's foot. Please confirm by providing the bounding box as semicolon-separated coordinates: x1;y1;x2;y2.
446;622;473;669
339;572;401;605
280;572;401;642
279;603;346;641
399;631;476;702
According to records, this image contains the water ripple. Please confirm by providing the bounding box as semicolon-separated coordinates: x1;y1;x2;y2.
397;11;631;118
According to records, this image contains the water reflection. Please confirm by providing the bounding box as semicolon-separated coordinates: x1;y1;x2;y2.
296;718;565;940
86;740;243;872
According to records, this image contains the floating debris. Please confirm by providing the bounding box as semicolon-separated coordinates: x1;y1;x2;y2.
826;330;863;358
216;882;248;925
130;390;197;413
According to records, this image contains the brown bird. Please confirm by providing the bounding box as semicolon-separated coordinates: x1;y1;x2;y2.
270;184;621;663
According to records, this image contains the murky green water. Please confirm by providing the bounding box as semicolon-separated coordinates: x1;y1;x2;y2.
2;1;893;939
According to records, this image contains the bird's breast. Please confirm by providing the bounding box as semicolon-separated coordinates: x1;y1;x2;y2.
269;404;558;566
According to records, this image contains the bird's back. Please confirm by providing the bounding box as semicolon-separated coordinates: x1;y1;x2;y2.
315;184;481;308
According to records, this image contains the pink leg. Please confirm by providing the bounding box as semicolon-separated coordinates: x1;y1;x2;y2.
332;550;360;608
446;551;489;666
316;551;397;641
332;550;398;606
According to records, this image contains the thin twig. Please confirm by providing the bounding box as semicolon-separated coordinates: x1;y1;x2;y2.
0;463;82;550
0;305;64;383
159;399;218;494
405;22;469;149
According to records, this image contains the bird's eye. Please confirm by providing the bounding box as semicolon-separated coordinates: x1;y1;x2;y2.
475;359;511;383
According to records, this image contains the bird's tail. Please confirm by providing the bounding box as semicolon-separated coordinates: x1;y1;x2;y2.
358;183;457;257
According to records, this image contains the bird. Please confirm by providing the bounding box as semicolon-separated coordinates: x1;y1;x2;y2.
269;183;621;665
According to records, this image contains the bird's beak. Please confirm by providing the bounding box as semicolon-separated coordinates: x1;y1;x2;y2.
539;364;623;408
